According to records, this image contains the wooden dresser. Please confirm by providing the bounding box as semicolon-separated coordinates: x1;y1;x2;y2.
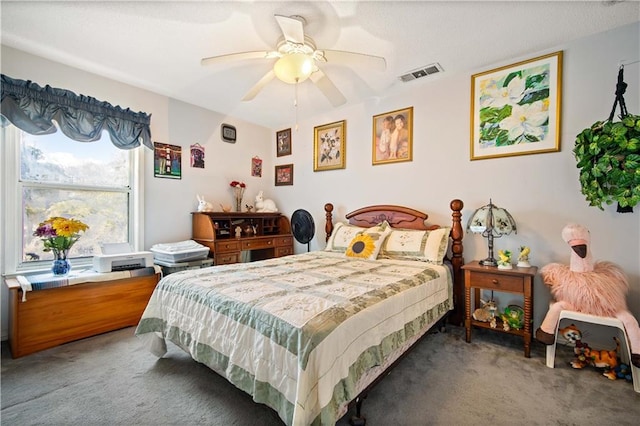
192;212;293;265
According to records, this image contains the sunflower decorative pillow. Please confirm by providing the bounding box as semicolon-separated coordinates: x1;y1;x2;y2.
345;226;391;260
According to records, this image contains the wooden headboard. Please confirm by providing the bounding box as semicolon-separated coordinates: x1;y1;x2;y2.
323;200;465;325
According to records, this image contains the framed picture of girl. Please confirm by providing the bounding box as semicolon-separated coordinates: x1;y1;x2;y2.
372;107;413;165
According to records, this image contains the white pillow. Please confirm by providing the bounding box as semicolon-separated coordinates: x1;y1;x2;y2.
325;222;368;252
380;227;451;264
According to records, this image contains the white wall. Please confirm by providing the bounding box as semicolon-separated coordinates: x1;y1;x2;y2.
271;22;640;328
1;22;638;340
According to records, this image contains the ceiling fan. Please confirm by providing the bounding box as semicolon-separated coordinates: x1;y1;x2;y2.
201;14;387;107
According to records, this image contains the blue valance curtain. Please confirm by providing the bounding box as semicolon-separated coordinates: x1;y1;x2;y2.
0;74;152;150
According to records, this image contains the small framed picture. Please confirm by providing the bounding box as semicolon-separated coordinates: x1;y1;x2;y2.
372;107;413;165
275;164;293;186
251;156;262;177
314;120;346;172
276;128;292;157
153;142;182;179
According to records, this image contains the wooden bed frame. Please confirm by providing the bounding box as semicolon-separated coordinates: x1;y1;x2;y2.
322;200;465;425
323;200;465;325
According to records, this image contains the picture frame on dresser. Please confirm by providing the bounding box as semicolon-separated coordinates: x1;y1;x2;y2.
470;51;563;160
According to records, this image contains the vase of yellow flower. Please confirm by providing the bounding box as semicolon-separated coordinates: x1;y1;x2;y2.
33;217;89;276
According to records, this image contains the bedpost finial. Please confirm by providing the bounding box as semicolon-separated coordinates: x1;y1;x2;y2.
450;199;463;212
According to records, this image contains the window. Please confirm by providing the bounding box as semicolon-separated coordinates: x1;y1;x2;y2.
2;124;143;273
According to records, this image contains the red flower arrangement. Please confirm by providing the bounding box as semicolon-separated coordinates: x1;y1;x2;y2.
229;181;246;212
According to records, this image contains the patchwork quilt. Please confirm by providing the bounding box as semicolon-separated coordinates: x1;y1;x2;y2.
135;251;452;425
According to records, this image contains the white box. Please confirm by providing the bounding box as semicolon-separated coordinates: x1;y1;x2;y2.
150;240;210;263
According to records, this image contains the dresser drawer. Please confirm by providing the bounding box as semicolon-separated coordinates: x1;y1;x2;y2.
241;238;274;251
469;271;524;293
274;236;293;247
275;246;293;257
215;252;240;265
215;240;241;252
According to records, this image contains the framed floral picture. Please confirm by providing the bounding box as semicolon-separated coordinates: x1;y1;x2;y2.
275;164;293;186
276;128;291;157
314;120;346;171
372;107;413;165
470;51;563;160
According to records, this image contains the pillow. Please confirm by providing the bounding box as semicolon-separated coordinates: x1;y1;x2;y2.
345;226;392;260
325;222;368;252
325;221;389;253
379;226;451;264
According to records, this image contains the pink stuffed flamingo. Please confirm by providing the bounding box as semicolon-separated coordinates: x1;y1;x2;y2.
536;223;640;368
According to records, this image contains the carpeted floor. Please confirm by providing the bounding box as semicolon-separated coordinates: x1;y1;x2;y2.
2;325;638;425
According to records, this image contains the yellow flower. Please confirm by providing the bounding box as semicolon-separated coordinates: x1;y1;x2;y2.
52;217;88;237
346;234;375;258
34;216;89;253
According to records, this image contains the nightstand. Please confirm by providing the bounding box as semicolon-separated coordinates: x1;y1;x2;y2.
462;260;538;357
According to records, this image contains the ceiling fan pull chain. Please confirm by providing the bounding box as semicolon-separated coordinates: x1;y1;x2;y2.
294;79;299;132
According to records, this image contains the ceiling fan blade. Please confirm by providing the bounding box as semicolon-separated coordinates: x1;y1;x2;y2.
310;69;347;107
274;14;305;45
201;51;275;66
323;50;387;72
242;70;276;101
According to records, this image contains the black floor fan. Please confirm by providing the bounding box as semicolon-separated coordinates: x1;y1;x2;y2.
291;209;315;252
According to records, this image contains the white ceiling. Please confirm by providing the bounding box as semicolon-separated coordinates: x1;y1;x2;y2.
2;1;639;130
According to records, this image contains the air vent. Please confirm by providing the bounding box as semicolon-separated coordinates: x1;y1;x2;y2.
399;63;444;83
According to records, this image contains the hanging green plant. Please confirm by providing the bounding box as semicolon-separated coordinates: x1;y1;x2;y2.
573;67;640;212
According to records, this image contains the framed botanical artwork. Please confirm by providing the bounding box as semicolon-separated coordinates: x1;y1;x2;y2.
275;164;293;186
153;142;182;179
470;51;563;160
276;128;292;157
314;120;346;171
372;107;413;165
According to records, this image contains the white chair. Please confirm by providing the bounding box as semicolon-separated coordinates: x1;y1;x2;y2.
545;310;639;393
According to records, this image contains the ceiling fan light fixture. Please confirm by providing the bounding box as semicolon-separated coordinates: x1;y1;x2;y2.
274;53;314;84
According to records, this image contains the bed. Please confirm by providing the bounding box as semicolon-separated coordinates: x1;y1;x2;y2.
135;201;464;425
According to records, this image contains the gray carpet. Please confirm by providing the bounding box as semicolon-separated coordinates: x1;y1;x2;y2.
2;325;638;425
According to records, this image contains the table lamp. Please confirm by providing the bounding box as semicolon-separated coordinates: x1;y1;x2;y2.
467;199;517;266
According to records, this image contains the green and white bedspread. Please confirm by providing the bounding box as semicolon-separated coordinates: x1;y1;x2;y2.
135;251;452;425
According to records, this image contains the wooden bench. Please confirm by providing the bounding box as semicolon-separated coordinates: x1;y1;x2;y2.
5;272;160;358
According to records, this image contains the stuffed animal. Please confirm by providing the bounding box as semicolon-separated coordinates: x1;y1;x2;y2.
535;223;640;368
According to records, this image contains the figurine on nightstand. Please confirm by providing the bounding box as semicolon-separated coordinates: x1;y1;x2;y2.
517;246;531;267
497;250;512;269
